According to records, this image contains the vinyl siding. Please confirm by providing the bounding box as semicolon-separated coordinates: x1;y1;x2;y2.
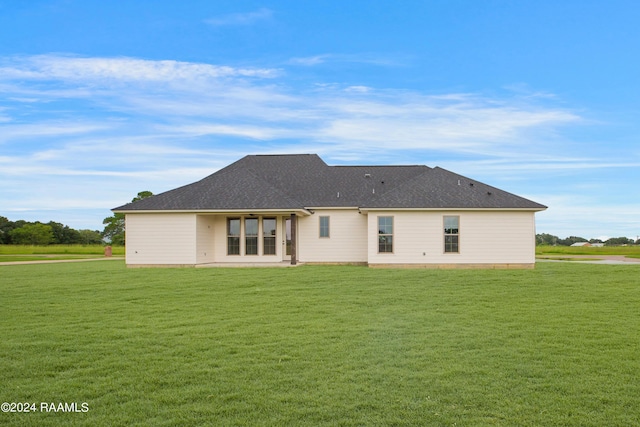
298;209;368;263
125;213;196;265
367;211;536;266
126;210;536;267
196;215;216;264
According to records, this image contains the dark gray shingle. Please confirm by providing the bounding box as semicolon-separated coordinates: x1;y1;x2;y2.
114;154;546;211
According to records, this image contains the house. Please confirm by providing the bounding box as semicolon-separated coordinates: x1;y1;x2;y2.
571;242;604;247
113;154;547;268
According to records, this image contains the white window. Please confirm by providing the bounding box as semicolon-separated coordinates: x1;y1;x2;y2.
444;216;459;253
378;216;393;253
319;216;330;238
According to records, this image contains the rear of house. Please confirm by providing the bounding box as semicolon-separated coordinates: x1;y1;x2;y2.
114;154;546;268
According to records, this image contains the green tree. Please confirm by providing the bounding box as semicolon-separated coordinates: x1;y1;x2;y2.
48;221;81;244
77;229;104;245
558;236;588;246
536;233;559;246
605;237;633;246
102;213;125;245
0;216;15;244
102;191;153;245
9;223;54;245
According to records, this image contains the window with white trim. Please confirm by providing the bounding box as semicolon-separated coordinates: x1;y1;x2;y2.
227;218;240;255
378;216;393;253
444;216;460;253
263;218;276;255
245;218;258;255
319;216;330;238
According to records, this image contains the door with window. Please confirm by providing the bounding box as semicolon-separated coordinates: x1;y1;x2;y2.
282;217;292;261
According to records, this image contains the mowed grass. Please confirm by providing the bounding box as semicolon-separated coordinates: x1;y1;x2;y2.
0;255;110;262
537;244;640;258
1;262;639;426
0;245;125;256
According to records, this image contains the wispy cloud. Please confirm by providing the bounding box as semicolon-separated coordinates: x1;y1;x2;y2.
0;106;11;123
0;55;279;83
204;8;273;27
535;196;640;240
288;55;331;66
0;55;585;159
0;122;109;143
288;53;405;67
2;54;624;232
0;55;588;168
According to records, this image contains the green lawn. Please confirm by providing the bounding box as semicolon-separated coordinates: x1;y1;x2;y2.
537;244;640;257
0;245;125;256
1;262;639;426
0;245;125;263
0;255;119;263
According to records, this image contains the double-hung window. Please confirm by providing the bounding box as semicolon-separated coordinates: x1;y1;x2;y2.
378;216;393;253
245;218;259;255
319;216;330;238
227;218;240;255
444;216;460;253
263;218;276;255
227;216;278;256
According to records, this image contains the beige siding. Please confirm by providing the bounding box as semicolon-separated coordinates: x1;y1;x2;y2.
126;209;536;267
196;215;216;264
298;209;368;263
367;211;536;266
125;213;196;265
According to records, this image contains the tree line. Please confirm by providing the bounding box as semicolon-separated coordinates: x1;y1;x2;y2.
2;189;637;247
1;191;153;246
0;217;103;245
536;233;639;246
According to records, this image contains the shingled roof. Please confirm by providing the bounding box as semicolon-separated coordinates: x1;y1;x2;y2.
113;154;546;212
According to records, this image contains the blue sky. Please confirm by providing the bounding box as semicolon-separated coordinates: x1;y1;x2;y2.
1;0;638;240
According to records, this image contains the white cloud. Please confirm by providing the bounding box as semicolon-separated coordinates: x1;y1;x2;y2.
164;124;294;140
288;55;330;66
0;55;279;84
0;122;109;143
288;53;404;67
307;93;580;155
535;196;640;239
4;54;631;233
0;107;11;123
0;56;581;157
204;8;273;27
344;86;372;93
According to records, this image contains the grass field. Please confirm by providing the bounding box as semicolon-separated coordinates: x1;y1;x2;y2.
0;245;125;256
1;261;639;426
0;245;125;263
0;255;114;262
536;244;640;258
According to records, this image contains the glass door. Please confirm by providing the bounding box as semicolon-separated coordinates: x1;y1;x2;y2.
283;217;292;260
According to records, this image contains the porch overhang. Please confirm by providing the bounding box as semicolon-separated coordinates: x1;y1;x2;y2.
112;208;313;216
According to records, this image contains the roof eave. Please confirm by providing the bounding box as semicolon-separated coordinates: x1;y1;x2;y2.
358;206;547;213
112;208;313;216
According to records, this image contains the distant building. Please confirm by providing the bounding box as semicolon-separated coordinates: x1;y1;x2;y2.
571;242;604;247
